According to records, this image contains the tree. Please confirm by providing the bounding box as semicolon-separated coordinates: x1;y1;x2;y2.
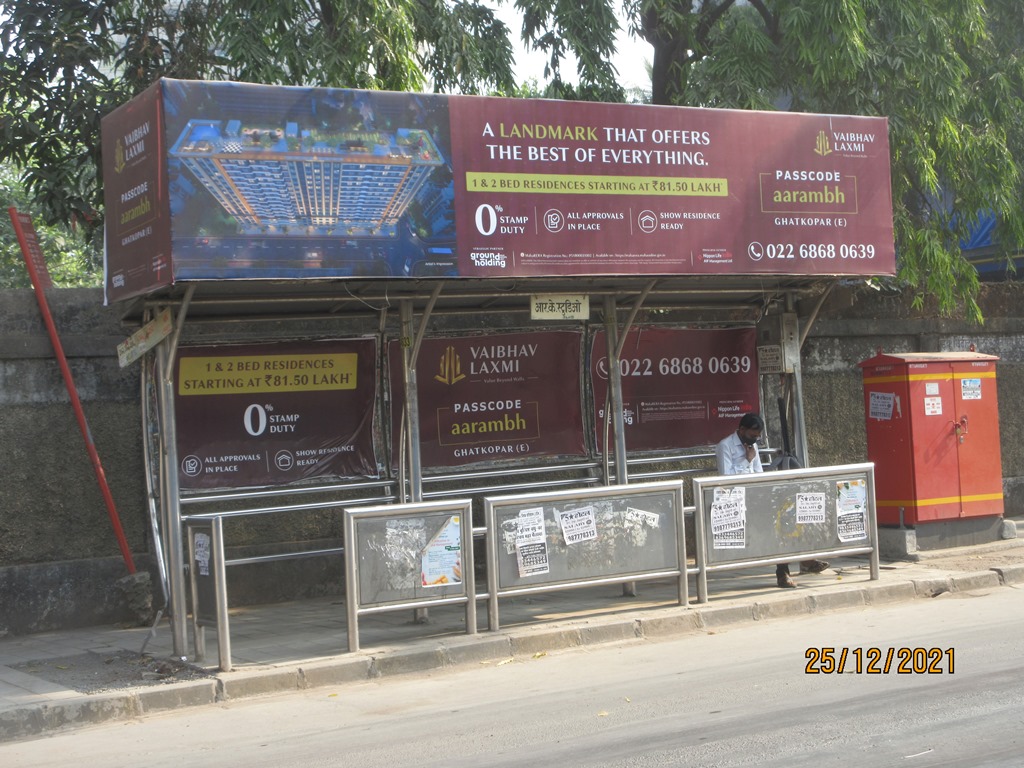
515;0;1024;320
5;1;1023;319
0;0;517;256
0;161;98;288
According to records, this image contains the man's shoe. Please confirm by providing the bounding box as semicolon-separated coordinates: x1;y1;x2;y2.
799;559;829;574
777;573;797;588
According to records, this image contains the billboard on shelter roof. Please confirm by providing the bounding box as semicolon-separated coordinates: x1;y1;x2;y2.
102;78;895;303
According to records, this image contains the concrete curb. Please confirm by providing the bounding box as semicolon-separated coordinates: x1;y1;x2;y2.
991;564;1024;585
0;692;141;743
950;570;1002;592
0;571;1016;743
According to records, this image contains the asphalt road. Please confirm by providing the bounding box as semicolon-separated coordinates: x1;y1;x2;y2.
5;587;1023;767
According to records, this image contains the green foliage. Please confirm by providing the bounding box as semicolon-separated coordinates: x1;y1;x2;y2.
0;0;517;269
520;0;1024;320
3;0;1023;319
516;0;625;101
0;162;100;288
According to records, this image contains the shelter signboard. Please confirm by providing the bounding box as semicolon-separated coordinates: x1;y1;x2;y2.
591;327;759;451
102;79;895;303
388;331;586;468
174;338;378;489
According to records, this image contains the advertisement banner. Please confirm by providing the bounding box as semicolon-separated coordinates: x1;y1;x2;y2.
174;339;378;489
389;331;586;468
102;80;895;303
591;327;760;451
449;98;894;280
101;81;172;303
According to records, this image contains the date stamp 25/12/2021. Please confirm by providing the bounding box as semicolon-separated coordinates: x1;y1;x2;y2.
805;647;954;675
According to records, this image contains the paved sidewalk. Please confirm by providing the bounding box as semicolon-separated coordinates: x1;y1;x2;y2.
2;539;1023;743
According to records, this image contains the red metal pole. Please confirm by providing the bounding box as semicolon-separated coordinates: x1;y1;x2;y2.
8;207;137;573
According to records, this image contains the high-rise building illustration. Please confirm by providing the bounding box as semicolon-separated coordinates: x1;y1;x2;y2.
169;119;445;235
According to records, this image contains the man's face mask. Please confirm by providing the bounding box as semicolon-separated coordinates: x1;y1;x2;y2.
739;430;761;446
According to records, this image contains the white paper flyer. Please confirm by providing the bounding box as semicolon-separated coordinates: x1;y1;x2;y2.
711;486;746;549
557;505;598;545
516;507;550;577
421;515;462;587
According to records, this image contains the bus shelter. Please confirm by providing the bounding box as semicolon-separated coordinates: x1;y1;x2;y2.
102;79;895;659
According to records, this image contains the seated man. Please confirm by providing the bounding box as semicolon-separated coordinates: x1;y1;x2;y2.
715;413;828;588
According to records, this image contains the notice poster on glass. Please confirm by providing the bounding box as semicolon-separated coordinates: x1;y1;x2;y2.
796;492;828;525
836;479;868;542
711;486;747;549
421;515;462;587
556;505;598;545
515;507;550;578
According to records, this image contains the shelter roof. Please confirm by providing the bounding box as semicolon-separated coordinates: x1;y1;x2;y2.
116;274;838;324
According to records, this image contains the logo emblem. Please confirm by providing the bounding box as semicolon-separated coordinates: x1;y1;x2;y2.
814;131;832;157
435;345;466;385
114;139;126;174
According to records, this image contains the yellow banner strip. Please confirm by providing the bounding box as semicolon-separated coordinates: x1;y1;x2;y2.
863;371;996;385
178;353;358;394
465;172;729;196
877;492;1003;507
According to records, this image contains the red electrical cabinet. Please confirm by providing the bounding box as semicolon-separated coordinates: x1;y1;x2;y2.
858;350;1003;526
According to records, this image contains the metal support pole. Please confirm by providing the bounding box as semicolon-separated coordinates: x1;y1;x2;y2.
141;346;169;606
786;292;811;468
185;525;205;662
156;287;194;660
212;516;232;672
603;296;634;596
603;296;628;485
400;300;423;503
785;293;810;468
399;284;441;504
867;468;881;581
344;510;361;652
400;300;428;621
156;340;188;659
792;356;810;469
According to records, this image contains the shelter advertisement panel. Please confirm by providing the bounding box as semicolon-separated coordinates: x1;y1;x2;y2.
590;327;759;451
102;79;895;303
102;81;172;300
174;338;378;489
389;331;586;468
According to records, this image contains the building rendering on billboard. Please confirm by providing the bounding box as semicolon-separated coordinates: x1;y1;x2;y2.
168;119;444;235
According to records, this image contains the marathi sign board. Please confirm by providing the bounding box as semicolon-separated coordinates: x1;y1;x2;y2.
102;78;895;303
530;293;589;321
388;330;586;469
174;338;379;489
590;327;760;452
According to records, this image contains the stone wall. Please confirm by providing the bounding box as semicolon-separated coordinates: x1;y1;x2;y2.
2;282;1023;634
